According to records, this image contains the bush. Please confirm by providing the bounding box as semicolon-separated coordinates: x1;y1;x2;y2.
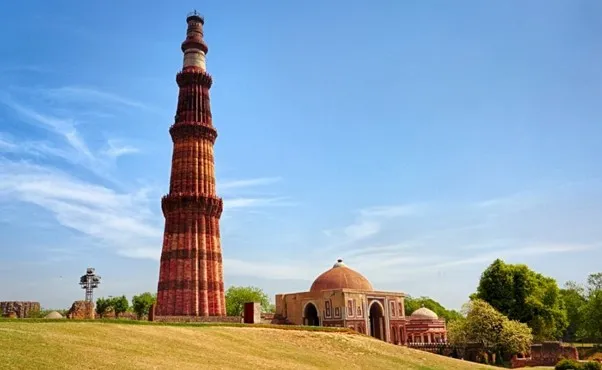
582;362;602;370
556;359;583;370
556;359;602;370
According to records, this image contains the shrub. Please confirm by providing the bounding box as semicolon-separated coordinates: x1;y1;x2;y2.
555;359;582;370
556;359;602;370
582;362;602;370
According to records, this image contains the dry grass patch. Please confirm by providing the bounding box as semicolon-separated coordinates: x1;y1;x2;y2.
0;321;507;369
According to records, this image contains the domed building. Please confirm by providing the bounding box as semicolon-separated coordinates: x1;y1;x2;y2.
274;259;447;345
406;306;448;343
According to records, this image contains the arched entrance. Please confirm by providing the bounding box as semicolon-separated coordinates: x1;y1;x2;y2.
369;301;385;341
303;302;320;326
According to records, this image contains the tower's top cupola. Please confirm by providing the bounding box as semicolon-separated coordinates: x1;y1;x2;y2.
181;10;208;71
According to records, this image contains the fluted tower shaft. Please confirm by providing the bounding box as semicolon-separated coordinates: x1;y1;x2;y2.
156;12;225;317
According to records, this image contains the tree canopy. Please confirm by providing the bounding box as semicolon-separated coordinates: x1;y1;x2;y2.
95;295;130;318
225;286;271;317
563;273;602;343
472;259;567;340
404;296;463;322
132;292;156;319
448;299;532;357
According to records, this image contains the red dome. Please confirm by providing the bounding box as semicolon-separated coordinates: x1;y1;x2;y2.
310;259;374;292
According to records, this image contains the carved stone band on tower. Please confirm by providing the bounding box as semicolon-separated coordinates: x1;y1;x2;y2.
155;12;226;317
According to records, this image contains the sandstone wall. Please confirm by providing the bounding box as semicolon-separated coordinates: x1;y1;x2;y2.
511;342;579;368
66;300;95;319
0;301;40;318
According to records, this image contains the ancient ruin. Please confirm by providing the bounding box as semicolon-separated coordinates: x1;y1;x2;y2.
155;11;226;318
511;342;579;368
0;301;40;318
274;259;447;344
66;300;95;320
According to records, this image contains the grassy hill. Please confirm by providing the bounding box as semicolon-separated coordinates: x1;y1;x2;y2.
0;320;550;369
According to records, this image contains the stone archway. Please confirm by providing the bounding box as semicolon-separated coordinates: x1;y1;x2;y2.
369;301;385;341
303;302;320;326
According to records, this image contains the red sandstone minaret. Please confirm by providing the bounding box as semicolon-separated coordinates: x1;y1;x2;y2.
156;11;226;317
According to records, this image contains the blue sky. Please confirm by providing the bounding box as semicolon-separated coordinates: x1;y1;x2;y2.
1;0;601;310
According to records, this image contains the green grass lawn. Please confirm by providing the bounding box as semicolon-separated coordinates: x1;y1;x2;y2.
0;319;536;369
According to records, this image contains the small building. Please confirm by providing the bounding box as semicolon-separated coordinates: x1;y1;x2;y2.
274;259;447;345
406;306;448;343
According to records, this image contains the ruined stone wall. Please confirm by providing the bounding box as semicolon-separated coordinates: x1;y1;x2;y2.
0;301;40;318
510;342;579;368
66;300;95;319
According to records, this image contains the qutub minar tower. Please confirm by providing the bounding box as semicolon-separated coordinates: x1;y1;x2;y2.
156;11;226;317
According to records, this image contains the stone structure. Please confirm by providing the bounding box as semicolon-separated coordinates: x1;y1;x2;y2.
156;11;226;318
511;342;579;368
406;306;448;343
66;300;95;320
243;302;262;324
274;259;447;344
0;301;40;318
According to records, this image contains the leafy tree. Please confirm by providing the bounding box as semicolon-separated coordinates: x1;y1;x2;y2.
110;295;129;318
587;273;602;293
404;296;463;322
132;292;156;319
500;319;533;355
448;299;532;358
473;259;567;340
577;273;602;343
560;281;587;342
225;286;270;317
95;297;112;318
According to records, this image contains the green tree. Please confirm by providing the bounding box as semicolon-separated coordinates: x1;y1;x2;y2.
225;286;270;317
577;273;602;343
132;292;156;319
448;299;533;357
587;273;602;293
560;281;587;342
95;297;112;318
500;319;533;355
473;259;567;340
404;296;463;322
110;295;129;318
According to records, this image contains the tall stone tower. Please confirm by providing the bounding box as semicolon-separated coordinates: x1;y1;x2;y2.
156;11;226;317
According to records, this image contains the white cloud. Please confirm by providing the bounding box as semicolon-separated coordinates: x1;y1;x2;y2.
101;139;140;159
40;86;150;110
324;203;422;250
360;204;424;218
224;197;297;210
343;220;380;240
0;160;162;259
224;258;317;281
219;177;282;190
1;96;94;160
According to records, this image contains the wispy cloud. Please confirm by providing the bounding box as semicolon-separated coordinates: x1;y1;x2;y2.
1;95;93;160
360;204;425;218
220;177;282;190
224;258;318;281
343;220;380;240
101;139;140;159
324;203;423;250
422;243;597;271
224;196;297;210
0;89;144;182
40;86;150;111
0;160;162;260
